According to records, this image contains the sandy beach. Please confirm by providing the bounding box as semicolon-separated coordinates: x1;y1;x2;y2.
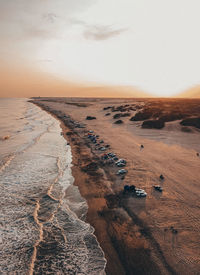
31;97;200;275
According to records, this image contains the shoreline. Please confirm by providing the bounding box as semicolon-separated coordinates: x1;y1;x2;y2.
30;100;171;275
31;100;127;274
30;98;200;275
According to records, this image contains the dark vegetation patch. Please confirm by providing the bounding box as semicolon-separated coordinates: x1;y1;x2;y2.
159;113;184;122
181;126;193;133
121;112;131;117
113;113;121;119
114;120;123;124
129;99;200;129
130;111;152;121
113;113;131;119
65;102;89;107
103;103;142;113
111;104;141;113
105;194;122;208
180;117;200;129
66;131;73;136
86;116;96;120
142;120;165;129
81;162;99;176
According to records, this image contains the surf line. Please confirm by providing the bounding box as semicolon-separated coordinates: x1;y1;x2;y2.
29;156;67;275
29;199;44;275
0;154;15;173
46;157;68;243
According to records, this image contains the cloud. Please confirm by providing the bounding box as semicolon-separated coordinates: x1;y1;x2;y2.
83;25;128;41
43;13;58;23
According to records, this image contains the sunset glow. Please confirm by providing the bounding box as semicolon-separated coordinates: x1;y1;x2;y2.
0;0;200;97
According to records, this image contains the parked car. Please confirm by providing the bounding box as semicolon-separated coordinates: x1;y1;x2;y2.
116;169;127;175
136;191;147;197
105;144;110;148
153;185;163;192
116;162;126;167
101;154;108;160
116;159;126;167
135;188;147;197
108;152;116;158
117;159;126;164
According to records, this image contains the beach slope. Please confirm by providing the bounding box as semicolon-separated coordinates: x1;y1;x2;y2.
31;97;200;275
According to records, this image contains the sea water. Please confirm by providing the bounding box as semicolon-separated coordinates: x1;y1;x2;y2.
0;98;106;274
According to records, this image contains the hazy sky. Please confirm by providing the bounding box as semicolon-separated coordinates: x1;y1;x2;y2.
0;0;200;96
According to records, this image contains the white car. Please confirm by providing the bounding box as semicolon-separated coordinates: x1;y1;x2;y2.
116;162;126;167
135;188;144;192
116;159;126;164
116;159;126;167
135;188;147;197
136;191;147;197
116;169;127;175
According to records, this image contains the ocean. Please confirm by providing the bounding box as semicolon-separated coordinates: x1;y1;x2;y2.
0;98;106;274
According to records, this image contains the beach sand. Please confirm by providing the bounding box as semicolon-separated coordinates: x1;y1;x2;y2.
31;98;200;275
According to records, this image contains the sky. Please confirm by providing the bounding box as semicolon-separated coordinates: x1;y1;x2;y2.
0;0;200;97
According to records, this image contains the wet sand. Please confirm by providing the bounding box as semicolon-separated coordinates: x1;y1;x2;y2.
31;98;200;275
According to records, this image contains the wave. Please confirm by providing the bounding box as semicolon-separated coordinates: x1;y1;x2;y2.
0;154;15;173
0;99;106;274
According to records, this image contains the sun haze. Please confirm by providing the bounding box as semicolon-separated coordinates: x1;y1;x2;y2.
0;0;200;97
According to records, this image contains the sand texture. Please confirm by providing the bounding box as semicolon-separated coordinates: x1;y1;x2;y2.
31;98;200;275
